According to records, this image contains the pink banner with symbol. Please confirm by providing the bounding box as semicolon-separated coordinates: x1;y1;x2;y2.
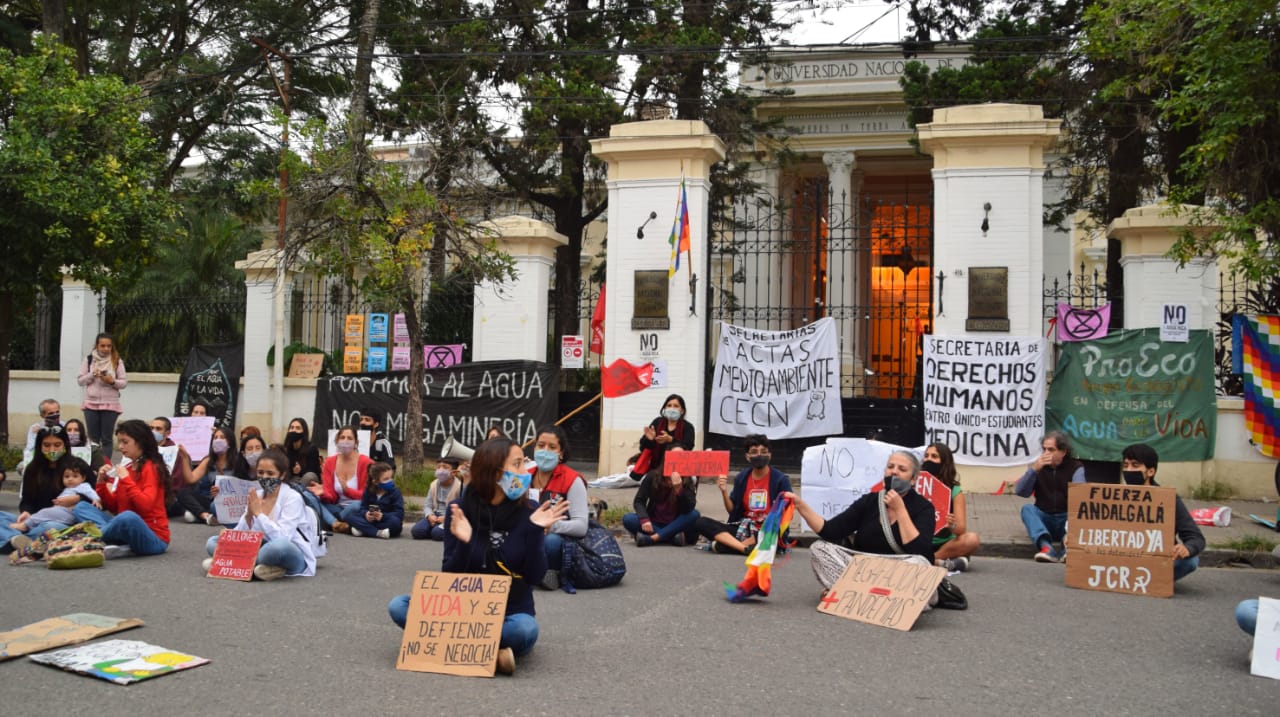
423;344;464;369
1055;303;1111;342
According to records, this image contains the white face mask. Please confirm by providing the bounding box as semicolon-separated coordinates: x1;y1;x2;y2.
662;408;682;422
336;440;356;455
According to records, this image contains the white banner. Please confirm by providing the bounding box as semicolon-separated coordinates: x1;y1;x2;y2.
798;438;907;531
922;335;1046;467
709;318;842;439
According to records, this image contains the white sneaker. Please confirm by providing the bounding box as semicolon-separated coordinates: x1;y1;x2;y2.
183;511;198;524
351;528;364;537
103;545;134;560
253;564;286;581
205;513;220;526
202;557;214;572
376;528;391;539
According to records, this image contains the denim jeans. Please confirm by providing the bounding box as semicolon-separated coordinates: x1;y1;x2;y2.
0;512;20;551
622;510;701;543
1236;599;1259;635
388;595;539;657
102;511;168;556
544;533;564;570
1020;504;1068;546
205;534;306;575
1173;555;1199;581
72;501;113;528
336;499;363;522
83;409;120;453
410;517;446;540
346;511;403;537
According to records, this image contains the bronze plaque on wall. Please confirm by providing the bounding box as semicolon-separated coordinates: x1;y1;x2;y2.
966;266;1010;332
632;270;670;330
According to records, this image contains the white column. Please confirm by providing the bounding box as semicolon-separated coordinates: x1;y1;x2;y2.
1110;204;1220;330
59;277;105;402
234;249;288;431
823;150;856;385
471;216;567;361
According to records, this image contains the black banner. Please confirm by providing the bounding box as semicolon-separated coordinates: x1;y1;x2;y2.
174;343;245;429
312;360;559;456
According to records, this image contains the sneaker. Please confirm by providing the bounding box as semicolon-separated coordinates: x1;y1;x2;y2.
495;647;516;675
253;564;286;581
954;556;971;572
350;528;364;537
636;533;655;547
332;521;351;534
540;569;561;591
201;557;214;572
183;511;198;524
103;544;134;560
1034;545;1058;563
9;534;32;553
205;513;219;526
376;528;391;539
938;558;959;572
671;533;686;547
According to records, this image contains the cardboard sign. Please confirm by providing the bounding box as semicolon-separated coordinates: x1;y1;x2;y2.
396;571;511;677
207;530;263;581
170;416;216;462
213;476;256;524
28;639;209;685
1251;597;1280;680
343;345;363;373
914;472;952;535
661;450;730;477
288;353;325;379
817;554;946;631
344;314;365;344
0;614;144;662
1064;483;1176;598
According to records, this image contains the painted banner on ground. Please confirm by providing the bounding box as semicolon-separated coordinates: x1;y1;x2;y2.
1064;483;1175;599
1046;329;1216;461
1232;315;1280;458
923;335;1045;466
174;343;243;429
312;360;558;456
0;614;143;662
396;571;510;677
709;318;842;439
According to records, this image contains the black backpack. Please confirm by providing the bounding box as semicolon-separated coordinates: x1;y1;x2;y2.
559;520;626;590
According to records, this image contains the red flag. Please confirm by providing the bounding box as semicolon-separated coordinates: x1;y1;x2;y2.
601;358;653;398
589;284;606;355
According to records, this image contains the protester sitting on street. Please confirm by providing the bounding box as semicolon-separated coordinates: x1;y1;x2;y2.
202;448;319;580
7;459;99;541
486;423;504;440
624;468;700;547
151;416;195;519
630;393;695;480
283;417;322;480
23;398;62;453
345;462;404;539
410;458;462;540
527;425;588;590
387;437;569;675
77;333;127;452
94;419;172;558
790;450;938;587
1015;430;1085;563
924;442;980;572
1120;443;1204;581
695;434;793;555
323;425;373;533
234;434;268;480
360;409;395;469
186;427;240;526
63;418;106;473
0;426;78;552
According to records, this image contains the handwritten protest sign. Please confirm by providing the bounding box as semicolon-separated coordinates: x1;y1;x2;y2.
799;438;898;532
915;472;951;535
207;530;263;581
393;313;409;343
1252;597;1280;680
709;318;842;439
662;450;729;477
213;477;256;524
170;416;215;461
923;335;1046;467
1064;483;1176;598
396;571;510;677
391;346;410;371
344;314;365;344
818;555;946;631
288;354;324;379
1;614;143;662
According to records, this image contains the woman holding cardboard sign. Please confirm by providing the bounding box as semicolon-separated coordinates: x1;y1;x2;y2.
387;437;569;675
923;442;980;572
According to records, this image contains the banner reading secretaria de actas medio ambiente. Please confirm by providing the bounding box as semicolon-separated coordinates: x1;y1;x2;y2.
709;318;843;440
923;335;1047;467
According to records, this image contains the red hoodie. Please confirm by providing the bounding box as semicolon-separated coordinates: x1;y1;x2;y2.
321;454;372;504
100;459;171;544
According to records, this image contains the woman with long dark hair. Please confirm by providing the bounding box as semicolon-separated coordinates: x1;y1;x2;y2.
624;467;700;547
95;419;172;558
283;417;322;479
77;332;128;451
0;426;77;551
923;442;980;572
528;424;588;588
185;426;240;525
630;393;695;480
387;437;568;675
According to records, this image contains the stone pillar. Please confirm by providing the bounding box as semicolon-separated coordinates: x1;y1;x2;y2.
59;278;105;403
917;104;1062;337
590;120;726;475
1109;204;1219;329
823;150;856;389
471;216;567;361
234;249;292;433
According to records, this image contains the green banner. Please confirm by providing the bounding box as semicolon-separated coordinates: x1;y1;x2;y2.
1046;329;1216;461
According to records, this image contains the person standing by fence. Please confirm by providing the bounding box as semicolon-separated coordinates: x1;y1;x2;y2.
77;333;127;452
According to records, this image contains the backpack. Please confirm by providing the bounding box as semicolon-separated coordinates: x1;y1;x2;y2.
287;482;327;558
559;520;626;591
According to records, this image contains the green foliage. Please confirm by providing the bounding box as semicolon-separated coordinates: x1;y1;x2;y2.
1190;479;1235;501
396;468;436;498
1214;534;1277;553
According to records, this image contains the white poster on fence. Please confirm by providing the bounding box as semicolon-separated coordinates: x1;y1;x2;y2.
922;335;1046;467
709;318;842;439
798;438;905;532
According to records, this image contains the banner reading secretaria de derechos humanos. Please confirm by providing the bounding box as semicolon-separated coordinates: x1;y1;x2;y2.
923;335;1046;467
709;318;842;439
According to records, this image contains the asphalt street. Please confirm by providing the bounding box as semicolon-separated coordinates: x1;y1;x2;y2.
1;491;1277;716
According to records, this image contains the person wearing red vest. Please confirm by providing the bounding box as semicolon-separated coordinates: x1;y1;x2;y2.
527;425;587;590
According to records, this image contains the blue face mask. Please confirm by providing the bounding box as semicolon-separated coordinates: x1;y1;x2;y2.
533;449;559;473
379;480;396;491
499;470;530;500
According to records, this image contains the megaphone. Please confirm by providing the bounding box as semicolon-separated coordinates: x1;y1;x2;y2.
440;436;474;463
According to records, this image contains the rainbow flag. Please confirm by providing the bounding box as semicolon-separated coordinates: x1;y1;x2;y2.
1232;314;1280;457
725;496;794;602
667;178;690;278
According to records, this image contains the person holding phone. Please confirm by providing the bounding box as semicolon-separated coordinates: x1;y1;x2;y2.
77;333;127;452
345;462;404;539
1014;431;1085;563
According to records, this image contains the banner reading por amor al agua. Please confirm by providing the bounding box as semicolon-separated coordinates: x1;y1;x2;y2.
923;335;1046;466
709;318;842;439
1046;329;1216;461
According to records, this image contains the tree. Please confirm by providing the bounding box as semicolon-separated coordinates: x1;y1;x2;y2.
0;37;179;443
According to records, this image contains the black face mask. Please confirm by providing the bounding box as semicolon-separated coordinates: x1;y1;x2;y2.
920;460;943;477
885;475;913;496
287;431;304;444
1122;470;1147;486
748;454;770;470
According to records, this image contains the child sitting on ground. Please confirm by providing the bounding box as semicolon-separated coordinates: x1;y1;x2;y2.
346;462;405;539
410;458;461;540
8;459;100;535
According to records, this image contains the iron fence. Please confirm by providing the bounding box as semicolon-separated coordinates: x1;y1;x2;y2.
1041;264;1117;377
100;289;246;373
546;277;603;389
8;290;61;371
1216;272;1280;396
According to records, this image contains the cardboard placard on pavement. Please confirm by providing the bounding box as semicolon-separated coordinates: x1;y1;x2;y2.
662;450;730;477
397;571;511;677
0;614;144;661
817;554;946;631
1065;483;1176;598
1251;597;1280;680
207;530;263;581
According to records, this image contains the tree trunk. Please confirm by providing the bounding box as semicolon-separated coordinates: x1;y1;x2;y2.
0;289;12;446
41;0;65;40
348;0;381;140
400;275;425;473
